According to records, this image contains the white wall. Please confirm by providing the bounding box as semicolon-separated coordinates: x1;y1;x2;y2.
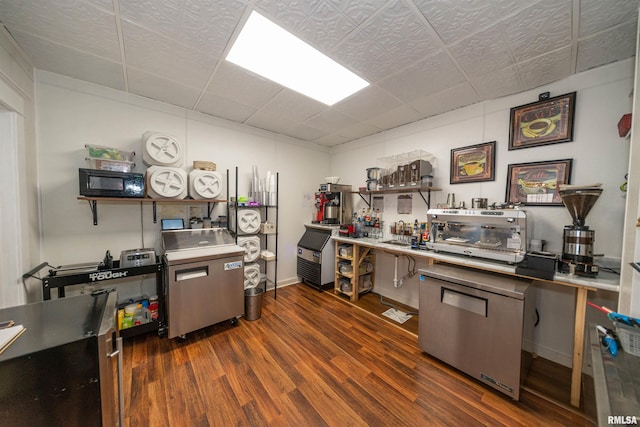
331;59;633;367
0;28;38;307
35;71;330;301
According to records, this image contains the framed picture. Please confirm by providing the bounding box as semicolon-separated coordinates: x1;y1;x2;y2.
505;159;572;206
450;141;496;184
509;92;576;150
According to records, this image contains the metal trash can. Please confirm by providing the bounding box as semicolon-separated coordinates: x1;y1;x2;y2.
244;287;265;321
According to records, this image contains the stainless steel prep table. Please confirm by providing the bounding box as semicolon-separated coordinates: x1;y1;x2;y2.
332;235;619;407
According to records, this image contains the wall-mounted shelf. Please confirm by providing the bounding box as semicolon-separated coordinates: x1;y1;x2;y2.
356;186;442;210
77;196;226;225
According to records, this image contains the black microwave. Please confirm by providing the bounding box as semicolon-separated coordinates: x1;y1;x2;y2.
79;168;145;198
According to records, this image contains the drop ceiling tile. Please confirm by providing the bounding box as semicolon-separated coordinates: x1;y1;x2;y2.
577;21;638;72
313;134;350;146
333;85;403;121
285;124;330;141
258;89;326;123
409;82;480;117
86;0;115;12
579;0;640;37
197;92;258;123
362;0;441;64
121;21;217;88
331;26;397;81
0;0;121;61
244;109;301;135
118;0;246;57
253;0;319;33
127;67;201;109
332;0;387;26
378;50;466;103
8;29;125;90
367;104;423;130
303;109;355;133
414;0;498;45
336;121;382;140
447;24;514;78
295;2;355;52
205;62;283;109
503;0;572;63
517;47;571;91
489;0;533;17
471;65;521;99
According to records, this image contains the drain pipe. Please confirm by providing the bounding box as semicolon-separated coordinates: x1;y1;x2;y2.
393;254;399;288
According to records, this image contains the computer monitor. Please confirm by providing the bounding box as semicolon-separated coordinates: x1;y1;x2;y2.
161;218;185;230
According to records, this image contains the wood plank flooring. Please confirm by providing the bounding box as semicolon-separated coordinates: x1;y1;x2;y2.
122;284;593;426
336;289;597;419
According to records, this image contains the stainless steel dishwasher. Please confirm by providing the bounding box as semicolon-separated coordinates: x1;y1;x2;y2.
418;264;536;400
162;228;245;339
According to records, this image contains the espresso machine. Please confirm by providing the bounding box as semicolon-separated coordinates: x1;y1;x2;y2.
557;185;603;276
317;183;353;225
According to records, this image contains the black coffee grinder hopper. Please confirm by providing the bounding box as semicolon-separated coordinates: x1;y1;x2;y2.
557;184;603;276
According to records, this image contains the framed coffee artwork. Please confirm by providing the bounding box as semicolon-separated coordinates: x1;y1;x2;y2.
450;141;496;184
509;92;576;150
505;159;573;206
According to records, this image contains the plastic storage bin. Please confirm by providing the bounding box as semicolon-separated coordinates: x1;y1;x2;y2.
145;165;188;199
188;169;223;200
85;144;135;162
237;236;261;263
142;131;184;167
231;209;261;234
243;263;261;289
85;157;135;172
615;322;640;357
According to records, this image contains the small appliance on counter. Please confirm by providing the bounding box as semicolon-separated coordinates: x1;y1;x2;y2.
313;182;353;225
426;208;528;264
557;184;603;277
515;251;558;280
79;168;145;198
120;248;157;268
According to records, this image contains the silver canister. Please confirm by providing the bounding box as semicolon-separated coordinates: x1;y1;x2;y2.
446;193;455;208
472;198;488;209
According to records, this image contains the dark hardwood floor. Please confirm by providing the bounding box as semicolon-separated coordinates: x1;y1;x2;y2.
122;283;594;426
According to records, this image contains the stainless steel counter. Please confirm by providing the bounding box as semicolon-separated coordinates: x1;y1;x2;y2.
590;323;640;425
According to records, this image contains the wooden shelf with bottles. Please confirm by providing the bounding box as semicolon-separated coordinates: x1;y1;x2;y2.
334;241;375;302
77;196;226;226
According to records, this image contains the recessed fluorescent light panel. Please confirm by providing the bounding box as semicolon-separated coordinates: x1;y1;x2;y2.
226;11;369;106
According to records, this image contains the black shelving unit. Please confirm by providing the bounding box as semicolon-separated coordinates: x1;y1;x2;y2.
229;167;279;299
25;260;166;338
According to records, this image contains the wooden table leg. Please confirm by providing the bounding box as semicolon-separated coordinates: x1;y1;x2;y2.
571;286;588;407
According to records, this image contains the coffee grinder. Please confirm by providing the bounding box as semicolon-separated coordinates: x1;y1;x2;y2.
558;185;603;276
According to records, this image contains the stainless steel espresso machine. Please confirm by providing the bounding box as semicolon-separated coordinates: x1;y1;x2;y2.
558;184;603;276
316;183;353;225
